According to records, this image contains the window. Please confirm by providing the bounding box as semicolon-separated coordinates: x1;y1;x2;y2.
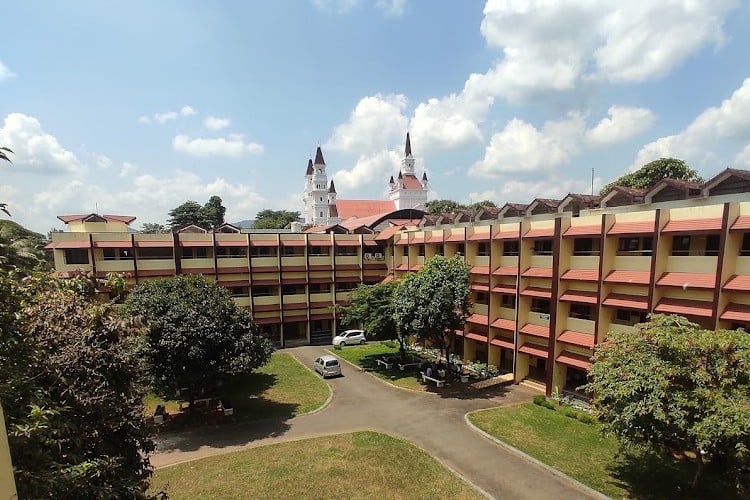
309;283;331;293
319;211;323;217
229;286;248;297
503;240;519;256
403;246;409;257
437;245;444;256
180;247;208;259
336;246;357;256
613;309;648;326
103;247;134;261
671;235;691;256
196;247;207;258
742;233;750;256
335;282;358;292
137;247;173;260
533;239;553;256
705;234;720;256
569;303;593;320
573;238;600;256
216;246;247;258
501;294;516;309
457;243;465;255
617;237;652;256
64;249;89;265
418;245;425;257
530;298;550;314
283;246;304;256
308;246;330;256
477;242;489;257
251;286;274;297
282;284;306;295
475;291;488;305
250;247;278;258
103;248;116;261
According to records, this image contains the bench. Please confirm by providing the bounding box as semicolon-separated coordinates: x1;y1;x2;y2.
376;358;394;370
420;372;445;388
397;361;421;371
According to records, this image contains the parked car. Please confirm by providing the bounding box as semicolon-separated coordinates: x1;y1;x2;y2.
313;355;342;378
332;329;366;346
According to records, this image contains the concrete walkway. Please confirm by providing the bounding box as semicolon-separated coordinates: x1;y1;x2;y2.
153;346;600;500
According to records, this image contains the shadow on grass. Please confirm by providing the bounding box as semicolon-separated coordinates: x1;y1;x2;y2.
606;449;746;500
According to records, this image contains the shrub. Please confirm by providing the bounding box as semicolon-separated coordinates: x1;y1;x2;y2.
333;344;342;351
383;340;397;348
577;413;595;424
533;395;546;406
540;399;556;410
562;408;578;419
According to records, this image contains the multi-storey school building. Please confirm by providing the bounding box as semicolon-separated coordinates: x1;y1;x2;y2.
47;167;750;397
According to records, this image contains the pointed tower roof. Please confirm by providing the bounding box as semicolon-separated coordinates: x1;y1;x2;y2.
422;172;428;180
398;171;403;179
328;180;336;193
314;146;325;165
389;175;395;184
305;159;313;175
405;132;412;156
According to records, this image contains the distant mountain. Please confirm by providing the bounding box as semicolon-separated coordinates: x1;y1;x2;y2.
232;220;255;229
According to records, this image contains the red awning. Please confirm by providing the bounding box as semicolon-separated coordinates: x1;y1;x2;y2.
381;275;394;284
662;218;722;234
466;314;488;325
395;264;409;271
470;266;490;275
608;220;654;235
490;337;514;349
335;240;360;247
249;239;278;247
604;270;650;285
336;276;362;283
445;233;465;242
602;293;648;311
215;239;248;247
493;266;518;276
558;330;595;348
427;235;443;243
179;240;213;247
720;303;750;322
724;275;750;291
454;329;464;337
654;298;713;318
217;280;248;288
395;238;409;245
491;318;515;331
492;284;516;294
51;240;91;249
520;287;552;299
563;225;600;237
410;264;422;271
252;279;279;286
730;215;750;231
283;315;308;323
280;239;306;247
410;236;425;244
309;313;333;321
561;269;599;281
492;230;519;240
252;266;279;273
523;227;554;238
559;289;598;304
253;316;281;325
134;240;173;248
307;239;333;247
656;272;715;289
522;267;552;278
468;232;490;241
281;278;308;285
519;323;549;338
93;240;131;248
518;343;548;359
363;240;379;247
471;284;490;292
556;351;592;370
466;332;488;343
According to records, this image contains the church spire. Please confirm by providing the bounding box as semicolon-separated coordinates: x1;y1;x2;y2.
405;132;412;157
305;158;313;176
314;146;326;166
328;180;336;193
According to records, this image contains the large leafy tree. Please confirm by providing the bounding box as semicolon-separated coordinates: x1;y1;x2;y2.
202;195;226;228
342;281;405;357
0;271;158;498
393;255;470;374
167;196;227;229
425;199;464;215
139;222;169;234
466;200;496;211
123;275;274;397
584;314;750;489
253;209;301;229
600;158;703;196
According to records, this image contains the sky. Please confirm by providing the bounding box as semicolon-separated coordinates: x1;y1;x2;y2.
2;0;750;234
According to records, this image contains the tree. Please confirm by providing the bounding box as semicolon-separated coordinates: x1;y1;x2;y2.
1;146;12;216
0;271;158;498
167;200;204;228
253;209;301;229
342;281;405;357
425;199;464;215
583;314;750;489
123;275;274;397
0;220;53;272
202;195;226;228
600;158;704;196
393;255;470;375
466;200;496;211
139;222;169;234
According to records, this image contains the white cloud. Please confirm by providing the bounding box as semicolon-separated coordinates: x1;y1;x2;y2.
631;77;750;170
586;106;656;146
95;154;112;169
331;150;401;193
479;0;738;102
735;144;750;167
204;116;231;130
141;105;197;125
325;94;408;153
180;105;196;116
376;0;406;17
410;91;490;151
0;113;84;175
137;115;150;124
173;134;264;158
0;60;15;82
120;161;137;177
470;176;602;205
154;111;179;124
469;113;585;177
312;0;359;14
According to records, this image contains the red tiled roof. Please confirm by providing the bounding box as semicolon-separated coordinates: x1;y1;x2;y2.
608;220;655;235
471;266;490;275
563;225;600;237
602;293;648;311
249;239;278;247
335;199;396;220
454;329;464;337
375;225;404;241
662;218;722;234
520;287;552;298
491;318;515;331
490;337;514;349
216;239;249;247
395;264;409;271
410;264;422;271
720;303;750;322
493;266;518;276
468;232;491;241
725;275;750;291
522;267;552;278
381;275;394;284
518;343;548;359
561;269;599;281
523;227;554;238
558;330;595;349
179;239;213;247
556;351;592;370
656;272;715;289
492;284;516;294
334;239;360;247
93;240;132;248
279;239;305;247
492;230;520;240
559;289;598;304
466;332;488;343
410;235;425;244
307;239;333;247
604;270;651;285
654;297;713;318
57;213;136;224
445;233;465;242
401;173;424;190
519;323;549;338
467;314;488;325
427;234;443;243
731;215;750;231
48;240;91;249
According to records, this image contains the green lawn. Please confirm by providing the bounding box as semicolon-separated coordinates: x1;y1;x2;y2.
330;343;427;391
145;352;330;429
469;403;744;499
150;431;482;500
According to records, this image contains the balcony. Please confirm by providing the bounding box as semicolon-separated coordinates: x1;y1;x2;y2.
665;256;717;274
565;317;595;335
96;260;135;273
612;255;651;272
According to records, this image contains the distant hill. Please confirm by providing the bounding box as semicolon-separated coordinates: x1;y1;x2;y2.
232;220;255;229
0;219;53;271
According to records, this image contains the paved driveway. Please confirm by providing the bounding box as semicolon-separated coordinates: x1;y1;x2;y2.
153;346;600;500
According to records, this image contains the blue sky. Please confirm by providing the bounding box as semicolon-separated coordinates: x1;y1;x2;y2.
2;0;750;233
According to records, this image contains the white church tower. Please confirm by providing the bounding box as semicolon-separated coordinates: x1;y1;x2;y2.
389;132;428;210
303;147;338;225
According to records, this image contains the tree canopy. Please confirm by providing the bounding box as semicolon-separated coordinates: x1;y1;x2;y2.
167;196;227;229
425;199;463;214
599;158;703;196
0;271;157;498
0;220;52;272
342;281;403;354
584;314;750;489
123;275;274;396
139;222;169;234
466;200;496;211
393;255;470;370
253;209;301;229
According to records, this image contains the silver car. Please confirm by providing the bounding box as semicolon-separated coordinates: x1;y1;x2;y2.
332;329;366;347
314;355;342;378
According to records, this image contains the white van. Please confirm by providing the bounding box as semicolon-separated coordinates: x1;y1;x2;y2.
313;355;342;378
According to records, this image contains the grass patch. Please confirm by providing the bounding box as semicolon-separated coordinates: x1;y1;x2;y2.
144;353;329;429
469;403;744;499
150;431;482;499
330;343;427;391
